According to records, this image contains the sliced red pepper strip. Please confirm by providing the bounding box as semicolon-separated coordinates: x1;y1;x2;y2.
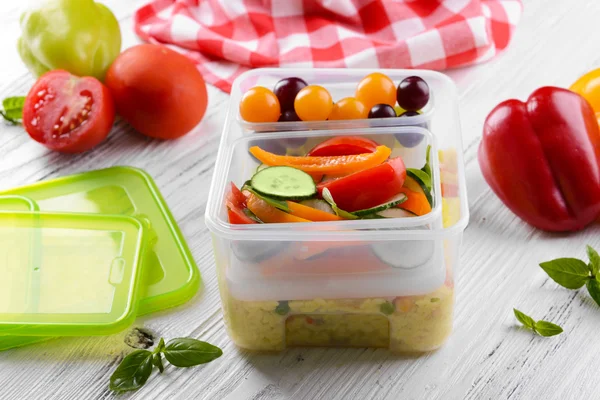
307;136;379;156
249;145;391;175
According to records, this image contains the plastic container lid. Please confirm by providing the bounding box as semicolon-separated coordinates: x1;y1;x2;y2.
0;212;148;336
1;166;200;315
0;195;38;212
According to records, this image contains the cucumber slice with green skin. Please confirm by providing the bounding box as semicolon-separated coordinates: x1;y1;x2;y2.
256;164;269;173
351;193;407;217
300;199;335;215
242;183;290;212
406;170;433;206
251;166;317;200
376;208;416;218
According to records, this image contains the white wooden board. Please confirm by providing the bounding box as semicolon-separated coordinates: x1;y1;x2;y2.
1;1;600;399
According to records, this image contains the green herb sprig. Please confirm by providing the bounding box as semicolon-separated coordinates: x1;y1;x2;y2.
109;337;222;393
513;308;563;337
539;245;600;306
0;96;26;125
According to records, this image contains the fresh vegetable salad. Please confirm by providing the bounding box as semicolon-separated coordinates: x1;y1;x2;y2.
206;69;469;353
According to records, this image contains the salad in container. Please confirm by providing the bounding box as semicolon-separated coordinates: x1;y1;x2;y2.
206;68;468;353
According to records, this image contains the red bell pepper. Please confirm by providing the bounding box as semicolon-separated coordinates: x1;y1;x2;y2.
478;86;600;232
317;156;406;212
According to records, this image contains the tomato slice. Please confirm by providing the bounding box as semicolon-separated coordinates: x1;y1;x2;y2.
227;182;247;208
227;207;256;224
23;70;115;153
226;182;256;224
317;157;406;212
307;136;379;156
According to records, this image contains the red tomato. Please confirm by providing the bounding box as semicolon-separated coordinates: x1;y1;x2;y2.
105;44;207;140
22;70;115;153
307;136;379;157
317;157;406;212
227;182;247;208
226;182;256;224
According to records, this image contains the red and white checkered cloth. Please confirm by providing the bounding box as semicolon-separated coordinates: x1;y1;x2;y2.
135;0;522;93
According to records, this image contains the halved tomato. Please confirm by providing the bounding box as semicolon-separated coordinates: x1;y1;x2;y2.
307;136;378;156
226;182;256;224
23;70;115;153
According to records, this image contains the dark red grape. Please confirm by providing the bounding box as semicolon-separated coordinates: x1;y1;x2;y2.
396;76;430;111
395;111;427;147
399;110;420;117
273;77;307;111
395;131;424;148
278;109;301;122
368;104;396;119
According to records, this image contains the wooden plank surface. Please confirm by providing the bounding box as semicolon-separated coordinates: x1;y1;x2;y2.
1;1;600;399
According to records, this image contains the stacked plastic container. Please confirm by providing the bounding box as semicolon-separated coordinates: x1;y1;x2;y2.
206;69;469;353
0;167;200;350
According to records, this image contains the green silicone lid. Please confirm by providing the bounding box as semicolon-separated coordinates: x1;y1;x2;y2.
0;195;39;212
0;212;148;336
1;167;200;314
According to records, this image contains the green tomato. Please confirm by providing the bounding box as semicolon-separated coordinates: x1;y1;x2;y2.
18;0;121;80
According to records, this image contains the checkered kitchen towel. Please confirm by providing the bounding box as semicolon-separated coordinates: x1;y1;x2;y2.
135;0;522;92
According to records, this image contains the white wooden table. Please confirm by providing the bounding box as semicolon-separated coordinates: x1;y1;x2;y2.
2;1;600;399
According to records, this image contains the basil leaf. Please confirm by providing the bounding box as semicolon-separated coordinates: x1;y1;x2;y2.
513;308;535;329
421;145;432;177
539;258;590;289
153;353;165;373
109;350;154;393
243;207;263;223
534;320;563;337
407;168;432;191
242;185;290;212
586;279;600;307
321;188;358;220
1;96;26;125
164;338;223;368
154;337;166;354
587;245;600;276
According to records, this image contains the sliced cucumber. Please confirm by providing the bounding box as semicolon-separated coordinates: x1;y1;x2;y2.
242;184;290;212
231;241;289;263
372;240;434;269
251;166;316;200
405;172;433;206
376;208;416;218
352;193;407;217
256;164;269;173
300;199;335;215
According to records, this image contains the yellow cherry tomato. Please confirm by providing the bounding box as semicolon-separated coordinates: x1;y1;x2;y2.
355;72;396;111
570;68;600;113
294;85;333;121
328;97;368;120
239;86;281;123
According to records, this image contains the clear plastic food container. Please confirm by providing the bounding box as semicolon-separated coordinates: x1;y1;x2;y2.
206;68;468;353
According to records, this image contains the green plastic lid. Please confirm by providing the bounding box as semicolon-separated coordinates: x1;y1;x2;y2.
0;195;38;212
1;166;201;315
0;212;148;336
